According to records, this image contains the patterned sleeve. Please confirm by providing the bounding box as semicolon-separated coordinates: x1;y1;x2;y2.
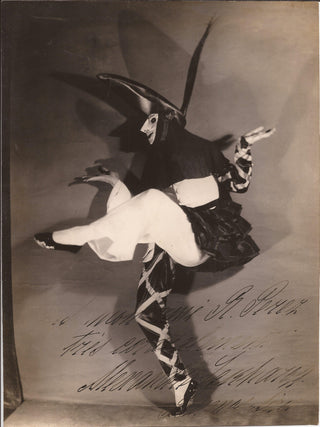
217;137;253;193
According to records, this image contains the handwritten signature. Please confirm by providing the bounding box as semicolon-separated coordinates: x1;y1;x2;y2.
76;356;313;394
203;281;308;320
66;280;308;330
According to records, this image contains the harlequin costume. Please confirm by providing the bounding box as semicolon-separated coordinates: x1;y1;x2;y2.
34;20;269;416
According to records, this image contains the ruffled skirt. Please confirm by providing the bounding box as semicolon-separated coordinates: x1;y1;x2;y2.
181;199;259;271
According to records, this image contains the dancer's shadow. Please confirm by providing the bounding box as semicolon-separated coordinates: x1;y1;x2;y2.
243;58;317;254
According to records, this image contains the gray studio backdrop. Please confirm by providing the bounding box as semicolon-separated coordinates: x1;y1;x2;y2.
6;0;318;420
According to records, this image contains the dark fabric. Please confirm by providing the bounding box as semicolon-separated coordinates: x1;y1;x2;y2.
141;122;233;191
181;199;260;271
186;198;219;212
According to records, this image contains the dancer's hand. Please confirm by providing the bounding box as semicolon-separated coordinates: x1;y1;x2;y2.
68;167;119;187
243;127;276;145
68;175;91;186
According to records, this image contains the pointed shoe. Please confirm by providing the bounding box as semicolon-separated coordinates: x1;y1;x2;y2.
34;232;81;254
171;379;198;417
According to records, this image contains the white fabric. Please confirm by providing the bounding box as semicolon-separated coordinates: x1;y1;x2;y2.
88;180;132;261
172;175;219;207
53;189;209;267
106;179;132;211
87;177;218;262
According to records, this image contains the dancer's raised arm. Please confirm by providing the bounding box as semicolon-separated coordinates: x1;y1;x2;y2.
217;127;276;193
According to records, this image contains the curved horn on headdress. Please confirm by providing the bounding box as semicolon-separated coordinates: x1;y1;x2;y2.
97;19;214;127
180;18;215;117
97;74;186;126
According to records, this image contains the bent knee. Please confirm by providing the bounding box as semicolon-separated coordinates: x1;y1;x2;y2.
168;247;209;267
143;188;165;204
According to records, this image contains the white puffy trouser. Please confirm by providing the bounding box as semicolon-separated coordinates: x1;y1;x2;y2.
52;183;207;267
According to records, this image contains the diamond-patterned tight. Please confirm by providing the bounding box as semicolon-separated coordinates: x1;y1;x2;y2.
135;245;188;382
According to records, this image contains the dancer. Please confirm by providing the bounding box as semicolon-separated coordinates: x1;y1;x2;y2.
35;121;274;415
34;20;275;415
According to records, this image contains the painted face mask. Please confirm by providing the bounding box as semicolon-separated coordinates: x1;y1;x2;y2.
140;114;159;145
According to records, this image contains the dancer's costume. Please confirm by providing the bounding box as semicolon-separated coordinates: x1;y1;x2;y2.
93;21;259;389
36;20;260;413
133;137;258;388
85;134;258;389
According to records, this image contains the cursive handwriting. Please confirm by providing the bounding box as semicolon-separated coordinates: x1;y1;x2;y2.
60;332;266;358
158;393;294;418
111;334;265;357
212;352;312;389
60;330;111;357
57;280;308;330
77;356;313;393
203;281;308;321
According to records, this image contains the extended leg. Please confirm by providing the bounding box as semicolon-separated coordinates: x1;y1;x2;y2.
34;174;133;259
49;189;207;266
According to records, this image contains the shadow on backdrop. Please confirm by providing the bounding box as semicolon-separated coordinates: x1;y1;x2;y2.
118;10;193;104
247;58;317;253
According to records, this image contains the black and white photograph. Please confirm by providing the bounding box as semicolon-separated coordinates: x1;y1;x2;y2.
2;1;319;426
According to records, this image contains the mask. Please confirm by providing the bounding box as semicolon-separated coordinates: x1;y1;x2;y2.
140;113;159;145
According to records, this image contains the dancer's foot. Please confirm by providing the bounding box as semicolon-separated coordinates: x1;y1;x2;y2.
171;378;197;417
34;232;81;253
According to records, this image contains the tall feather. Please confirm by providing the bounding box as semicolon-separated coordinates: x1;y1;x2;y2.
180;18;215;117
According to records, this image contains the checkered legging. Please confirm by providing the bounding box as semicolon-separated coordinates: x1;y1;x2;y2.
135;246;188;382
